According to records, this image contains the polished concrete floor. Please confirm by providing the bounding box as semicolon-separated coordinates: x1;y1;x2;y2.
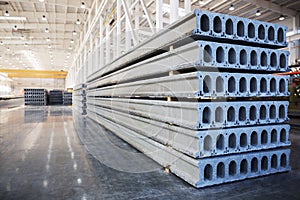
1;99;300;200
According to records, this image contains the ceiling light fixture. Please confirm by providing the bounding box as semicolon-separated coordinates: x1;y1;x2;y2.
42;15;47;21
24;43;28;47
48;45;52;48
39;0;45;2
21;35;25;40
72;30;77;35
70;39;74;44
13;25;18;30
0;41;3;45
6;47;10;51
199;0;205;6
76;19;80;25
255;10;261;16
68;46;72;50
45;28;49;33
46;37;51;42
279;15;285;21
229;4;235;11
81;2;86;9
4;10;9;17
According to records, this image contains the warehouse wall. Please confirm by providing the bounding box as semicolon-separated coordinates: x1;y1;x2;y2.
12;78;65;96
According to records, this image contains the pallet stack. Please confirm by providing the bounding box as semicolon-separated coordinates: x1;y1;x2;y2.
63;91;73;105
48;90;63;105
85;10;290;187
24;88;48;105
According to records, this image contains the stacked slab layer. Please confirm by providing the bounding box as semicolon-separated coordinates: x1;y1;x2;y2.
85;10;290;188
73;84;87;115
24;88;48;105
63;91;72;105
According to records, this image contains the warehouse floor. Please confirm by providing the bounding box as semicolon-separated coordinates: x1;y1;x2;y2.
1;99;300;199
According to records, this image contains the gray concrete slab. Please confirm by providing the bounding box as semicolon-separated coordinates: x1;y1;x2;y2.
0;101;299;199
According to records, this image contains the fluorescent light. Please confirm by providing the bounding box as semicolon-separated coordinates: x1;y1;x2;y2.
0;16;27;21
256;10;261;16
229;4;235;11
199;0;205;6
81;2;86;9
39;0;45;2
279;15;285;21
4;10;9;17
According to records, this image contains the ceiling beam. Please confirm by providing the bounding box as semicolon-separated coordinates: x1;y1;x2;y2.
287;33;300;42
0;23;79;32
0;69;67;79
0;32;74;39
242;0;297;17
4;0;93;10
208;0;228;11
0;39;69;45
0;11;79;21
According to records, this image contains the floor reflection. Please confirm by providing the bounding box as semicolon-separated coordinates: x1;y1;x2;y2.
24;107;48;123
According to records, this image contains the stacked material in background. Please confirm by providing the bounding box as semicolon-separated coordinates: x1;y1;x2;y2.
24;88;48;106
84;10;290;188
48;90;63;105
73;84;87;115
63;91;72;105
